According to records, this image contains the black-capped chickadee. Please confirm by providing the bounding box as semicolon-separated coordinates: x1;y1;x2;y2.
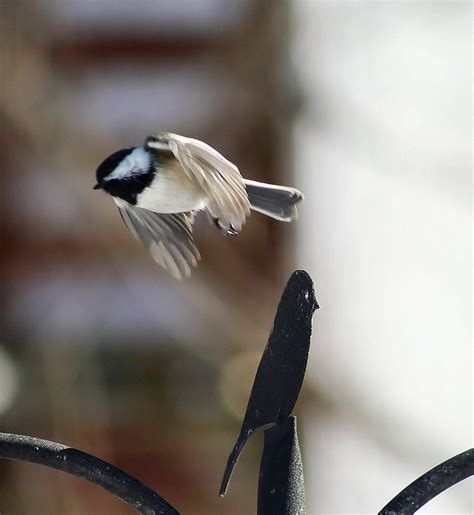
94;132;303;279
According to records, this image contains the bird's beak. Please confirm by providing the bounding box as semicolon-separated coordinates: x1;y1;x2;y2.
93;183;102;190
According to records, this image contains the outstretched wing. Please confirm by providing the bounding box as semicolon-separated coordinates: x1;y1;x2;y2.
116;200;200;280
146;133;251;233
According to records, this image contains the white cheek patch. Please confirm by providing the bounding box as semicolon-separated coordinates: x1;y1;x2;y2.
107;147;151;180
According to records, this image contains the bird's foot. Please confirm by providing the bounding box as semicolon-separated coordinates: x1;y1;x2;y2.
213;218;239;236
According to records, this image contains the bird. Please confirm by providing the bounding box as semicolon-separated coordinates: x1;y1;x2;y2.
94;132;303;279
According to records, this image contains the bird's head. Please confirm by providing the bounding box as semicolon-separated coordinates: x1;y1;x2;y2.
94;147;154;203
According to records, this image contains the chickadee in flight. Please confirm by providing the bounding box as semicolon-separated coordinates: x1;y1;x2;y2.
94;132;303;279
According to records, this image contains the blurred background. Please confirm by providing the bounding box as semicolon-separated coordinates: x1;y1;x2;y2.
0;1;471;514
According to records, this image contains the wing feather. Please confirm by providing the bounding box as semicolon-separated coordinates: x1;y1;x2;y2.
116;201;200;280
146;133;250;232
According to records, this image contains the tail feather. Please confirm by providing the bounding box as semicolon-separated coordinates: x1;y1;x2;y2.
244;179;303;222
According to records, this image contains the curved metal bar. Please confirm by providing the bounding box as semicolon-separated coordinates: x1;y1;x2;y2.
0;432;179;515
379;448;474;514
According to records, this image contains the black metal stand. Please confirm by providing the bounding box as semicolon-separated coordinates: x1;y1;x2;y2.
220;270;318;514
2;270;471;513
258;416;305;515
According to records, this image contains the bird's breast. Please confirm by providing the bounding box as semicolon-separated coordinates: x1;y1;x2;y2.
135;162;205;213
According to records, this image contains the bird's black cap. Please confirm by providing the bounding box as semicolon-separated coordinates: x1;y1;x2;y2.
94;147;135;189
